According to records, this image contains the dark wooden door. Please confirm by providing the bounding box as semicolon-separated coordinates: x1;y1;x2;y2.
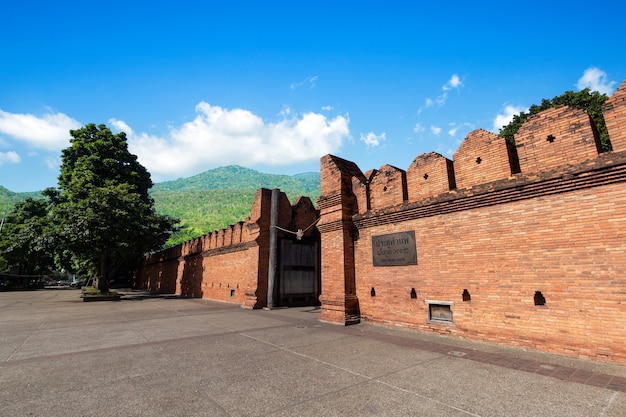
278;239;320;306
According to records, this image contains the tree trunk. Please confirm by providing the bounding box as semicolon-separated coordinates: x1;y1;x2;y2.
96;256;110;293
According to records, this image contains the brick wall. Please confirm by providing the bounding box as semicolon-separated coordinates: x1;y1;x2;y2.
136;188;320;309
515;105;601;174
317;155;364;324
453;129;514;189
603;81;626;152
369;164;408;209
137;80;626;363
318;80;626;363
406;152;455;202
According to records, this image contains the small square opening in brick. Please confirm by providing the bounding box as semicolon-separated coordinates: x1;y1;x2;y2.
230;288;236;298
427;301;454;324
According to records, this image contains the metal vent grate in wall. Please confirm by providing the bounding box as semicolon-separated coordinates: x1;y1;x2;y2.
427;300;454;324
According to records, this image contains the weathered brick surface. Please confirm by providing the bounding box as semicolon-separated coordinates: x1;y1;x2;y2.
603;80;626;152
515;105;601;174
406;152;455;202
318;155;363;324
352;176;626;363
453;129;513;189
369;164;408;210
351;169;373;214
317;84;626;363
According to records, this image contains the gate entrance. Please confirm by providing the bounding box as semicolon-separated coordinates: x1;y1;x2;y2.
277;239;320;306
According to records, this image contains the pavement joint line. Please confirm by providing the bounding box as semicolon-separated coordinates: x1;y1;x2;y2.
343;327;626;393
5;329;36;362
600;392;620;416
246;307;626;393
242;332;484;417
0;322;296;366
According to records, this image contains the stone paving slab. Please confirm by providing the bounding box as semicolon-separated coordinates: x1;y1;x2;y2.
1;289;625;416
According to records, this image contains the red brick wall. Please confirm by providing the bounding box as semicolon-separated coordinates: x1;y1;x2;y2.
453;129;513;189
318;81;626;363
603;80;626;152
201;246;260;304
136;188;319;309
369;164;407;210
406;152;454;202
352;173;626;362
515;105;600;174
318;155;364;323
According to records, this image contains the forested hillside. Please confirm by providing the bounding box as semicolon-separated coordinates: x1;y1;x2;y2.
0;186;41;218
152;166;320;245
0;166;320;246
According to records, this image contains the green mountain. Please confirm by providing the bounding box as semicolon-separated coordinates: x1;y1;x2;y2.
151;166;320;245
152;165;320;195
0;186;41;218
0;166;320;246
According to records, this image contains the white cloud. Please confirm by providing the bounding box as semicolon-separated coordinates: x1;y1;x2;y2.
0;151;20;165
420;74;464;112
108;118;134;135
576;67;616;95
359;132;385;147
0;110;81;151
493;104;528;133
413;123;425;133
443;74;462;91
321;105;334;112
277;106;292;118
430;125;442;135
448;122;475;137
44;156;60;170
125;102;349;180
290;75;319;90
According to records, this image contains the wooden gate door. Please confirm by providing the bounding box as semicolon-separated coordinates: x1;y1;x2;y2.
278;239;320;306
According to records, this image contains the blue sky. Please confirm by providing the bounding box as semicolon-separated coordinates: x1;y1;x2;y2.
1;1;625;192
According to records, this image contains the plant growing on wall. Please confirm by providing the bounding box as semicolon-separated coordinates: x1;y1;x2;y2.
498;88;611;151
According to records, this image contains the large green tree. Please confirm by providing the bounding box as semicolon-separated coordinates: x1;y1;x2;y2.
0;191;56;275
53;123;177;292
498;88;611;152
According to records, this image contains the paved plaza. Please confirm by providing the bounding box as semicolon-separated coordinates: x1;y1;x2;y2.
1;289;625;416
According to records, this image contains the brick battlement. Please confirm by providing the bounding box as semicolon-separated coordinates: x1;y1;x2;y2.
323;81;626;215
318;80;626;364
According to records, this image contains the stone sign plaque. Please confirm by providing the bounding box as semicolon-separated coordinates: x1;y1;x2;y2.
372;231;417;266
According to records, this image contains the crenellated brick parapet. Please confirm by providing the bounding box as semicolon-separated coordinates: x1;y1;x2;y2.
368;164;408;210
515;105;601;174
453;128;517;189
603;80;626;152
318;80;626;363
406;152;455;202
340;80;626;214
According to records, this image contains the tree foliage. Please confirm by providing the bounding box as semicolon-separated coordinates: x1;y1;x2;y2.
52;124;178;292
498;88;611;152
0;193;56;275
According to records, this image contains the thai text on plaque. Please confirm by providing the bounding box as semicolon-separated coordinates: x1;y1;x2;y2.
372;231;417;266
